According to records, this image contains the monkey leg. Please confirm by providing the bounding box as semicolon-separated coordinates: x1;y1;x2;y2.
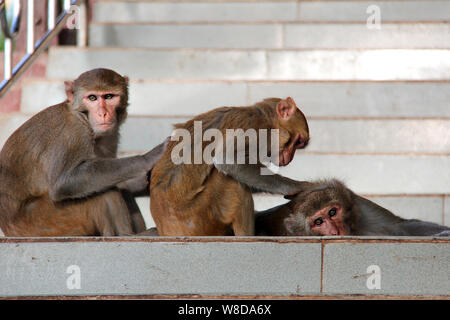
94;190;135;236
151;169;255;236
229;188;255;236
6;190;134;237
120;190;147;233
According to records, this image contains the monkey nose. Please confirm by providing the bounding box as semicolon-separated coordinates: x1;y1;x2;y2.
295;136;308;149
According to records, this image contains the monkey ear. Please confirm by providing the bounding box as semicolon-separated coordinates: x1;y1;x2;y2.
276;97;297;120
64;81;75;103
284;216;298;235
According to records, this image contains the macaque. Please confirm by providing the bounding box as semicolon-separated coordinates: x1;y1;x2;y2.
256;179;450;237
0;68;167;236
150;97;310;236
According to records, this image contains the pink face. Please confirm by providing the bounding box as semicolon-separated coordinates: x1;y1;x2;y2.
82;91;122;133
279;133;308;166
309;205;349;236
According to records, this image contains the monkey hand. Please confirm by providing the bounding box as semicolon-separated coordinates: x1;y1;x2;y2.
143;136;170;171
433;230;450;237
117;175;149;194
283;181;313;199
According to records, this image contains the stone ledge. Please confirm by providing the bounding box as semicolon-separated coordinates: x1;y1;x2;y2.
0;237;448;298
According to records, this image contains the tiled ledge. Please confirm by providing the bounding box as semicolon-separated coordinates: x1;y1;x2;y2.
0;237;448;298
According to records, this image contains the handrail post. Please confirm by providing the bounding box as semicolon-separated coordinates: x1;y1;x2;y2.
0;0;84;97
64;0;71;12
47;0;56;30
77;0;88;47
26;0;34;54
4;38;13;80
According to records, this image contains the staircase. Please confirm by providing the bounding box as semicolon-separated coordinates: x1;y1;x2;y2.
2;0;450;228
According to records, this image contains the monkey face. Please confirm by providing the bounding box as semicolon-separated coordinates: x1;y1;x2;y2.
308;205;350;236
80;91;124;134
65;69;129;136
276;97;309;166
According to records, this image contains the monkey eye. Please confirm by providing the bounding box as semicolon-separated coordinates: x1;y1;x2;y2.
328;208;337;217
88;95;97;101
314;217;323;226
104;94;115;99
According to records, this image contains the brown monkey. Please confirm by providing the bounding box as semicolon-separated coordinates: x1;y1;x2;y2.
256;179;450;237
150;97;310;236
0;68;167;237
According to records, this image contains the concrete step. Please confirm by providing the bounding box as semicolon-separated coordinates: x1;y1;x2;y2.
89;23;450;49
7;110;450;155
118;117;450;154
93;1;450;23
136;192;450;230
2;239;449;297
279;154;450;195
298;0;450;23
47;47;450;80
121;152;450;195
21;79;450;118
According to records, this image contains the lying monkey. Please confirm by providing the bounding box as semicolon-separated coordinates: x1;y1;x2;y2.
256;179;450;237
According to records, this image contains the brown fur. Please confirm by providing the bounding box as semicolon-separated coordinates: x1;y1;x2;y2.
150;97;309;236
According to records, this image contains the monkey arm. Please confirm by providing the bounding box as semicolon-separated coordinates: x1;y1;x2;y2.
353;194;450;236
49;155;148;202
214;163;311;195
49;139;168;201
116;139;169;195
117;175;149;195
434;230;450;237
395;220;450;236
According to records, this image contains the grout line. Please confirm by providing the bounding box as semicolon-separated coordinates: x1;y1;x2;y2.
443;196;446;226
89;21;450;26
20;78;450;84
320;240;324;294
19;112;450;121
50;46;450;51
118;150;450;157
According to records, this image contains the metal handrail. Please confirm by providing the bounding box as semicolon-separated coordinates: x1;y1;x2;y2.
0;0;87;98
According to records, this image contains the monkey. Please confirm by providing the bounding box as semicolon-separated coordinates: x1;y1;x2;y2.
150;97;311;236
0;68;167;237
255;179;450;237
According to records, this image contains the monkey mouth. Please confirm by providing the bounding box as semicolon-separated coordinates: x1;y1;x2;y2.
95;122;115;132
279;149;295;166
98;122;114;127
279;135;308;166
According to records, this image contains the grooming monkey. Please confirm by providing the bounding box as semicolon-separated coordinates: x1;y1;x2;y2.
0;68;167;236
